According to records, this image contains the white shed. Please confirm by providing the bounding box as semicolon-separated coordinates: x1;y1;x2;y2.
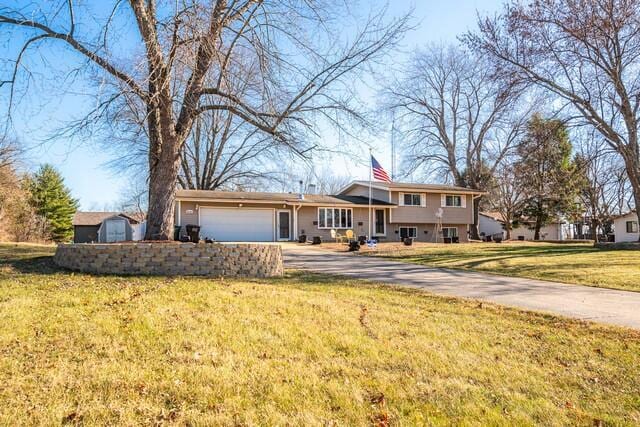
613;211;639;243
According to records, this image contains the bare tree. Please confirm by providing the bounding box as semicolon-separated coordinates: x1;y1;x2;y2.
0;136;19;170
490;163;525;240
178;112;284;190
574;130;630;239
1;1;410;239
466;0;640;240
385;45;529;239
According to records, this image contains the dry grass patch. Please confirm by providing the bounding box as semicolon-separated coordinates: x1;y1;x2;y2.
369;241;640;292
0;243;639;425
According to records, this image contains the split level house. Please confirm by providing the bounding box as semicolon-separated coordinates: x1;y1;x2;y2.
174;181;483;242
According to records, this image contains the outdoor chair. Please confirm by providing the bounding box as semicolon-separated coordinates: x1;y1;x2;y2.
330;229;346;243
345;230;355;242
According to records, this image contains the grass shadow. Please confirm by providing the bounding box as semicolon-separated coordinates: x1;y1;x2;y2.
0;244;63;276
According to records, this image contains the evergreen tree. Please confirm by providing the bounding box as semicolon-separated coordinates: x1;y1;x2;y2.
26;164;78;242
514;114;581;240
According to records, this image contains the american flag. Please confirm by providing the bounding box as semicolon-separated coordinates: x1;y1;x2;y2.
371;155;391;182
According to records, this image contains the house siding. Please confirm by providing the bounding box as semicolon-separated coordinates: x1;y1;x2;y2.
614;214;639;243
478;215;505;238
389;192;472;224
511;224;561;241
176;201;292;241
73;225;100;243
297;206;375;241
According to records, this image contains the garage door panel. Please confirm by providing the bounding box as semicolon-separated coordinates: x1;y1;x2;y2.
199;208;274;242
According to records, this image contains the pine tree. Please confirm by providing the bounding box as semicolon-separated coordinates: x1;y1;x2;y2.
514;114;581;240
26;164;78;242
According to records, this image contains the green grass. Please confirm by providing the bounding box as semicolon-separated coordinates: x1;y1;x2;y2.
371;242;640;292
1;243;640;425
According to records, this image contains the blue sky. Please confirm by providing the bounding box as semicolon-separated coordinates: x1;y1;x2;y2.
3;0;504;209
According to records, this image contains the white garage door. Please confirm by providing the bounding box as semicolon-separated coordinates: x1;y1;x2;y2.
199;208;274;242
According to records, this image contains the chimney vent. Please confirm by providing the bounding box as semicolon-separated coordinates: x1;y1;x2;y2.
298;180;304;200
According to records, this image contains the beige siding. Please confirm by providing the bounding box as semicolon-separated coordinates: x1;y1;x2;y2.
389;192;473;224
297;206;375;241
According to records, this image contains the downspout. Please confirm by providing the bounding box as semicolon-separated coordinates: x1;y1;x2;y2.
294;203;302;240
471;193;482;240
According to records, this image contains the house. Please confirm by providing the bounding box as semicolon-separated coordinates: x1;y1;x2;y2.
613;211;639;243
174;181;483;242
479;211;574;241
72;212;146;243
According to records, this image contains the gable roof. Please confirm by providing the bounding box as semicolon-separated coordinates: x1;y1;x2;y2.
73;212;144;226
341;180;484;195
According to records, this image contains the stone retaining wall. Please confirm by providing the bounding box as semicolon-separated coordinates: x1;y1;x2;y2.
594;241;640;250
54;242;283;277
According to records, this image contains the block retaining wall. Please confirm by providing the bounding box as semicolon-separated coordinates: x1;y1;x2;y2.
54;242;284;277
594;241;640;250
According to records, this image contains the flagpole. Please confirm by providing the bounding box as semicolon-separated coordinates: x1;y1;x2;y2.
368;147;372;241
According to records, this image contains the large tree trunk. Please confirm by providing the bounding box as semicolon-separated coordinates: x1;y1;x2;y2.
145;130;182;240
533;201;543;241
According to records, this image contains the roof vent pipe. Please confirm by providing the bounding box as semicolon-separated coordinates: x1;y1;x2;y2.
308;184;316;195
298;180;304;200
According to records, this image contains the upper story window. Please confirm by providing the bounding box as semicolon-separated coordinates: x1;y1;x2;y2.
445;195;463;207
627;221;639;233
403;193;422;206
318;207;352;229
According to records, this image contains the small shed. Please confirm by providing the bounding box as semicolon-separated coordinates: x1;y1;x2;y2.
72;212;146;243
613;210;639;243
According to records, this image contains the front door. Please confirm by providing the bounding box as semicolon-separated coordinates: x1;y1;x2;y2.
374;209;385;236
277;211;291;241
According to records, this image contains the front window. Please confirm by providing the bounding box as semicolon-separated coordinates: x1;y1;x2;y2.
445;195;462;207
442;227;458;238
400;227;417;240
627;221;639;233
318;207;352;229
403;193;422;206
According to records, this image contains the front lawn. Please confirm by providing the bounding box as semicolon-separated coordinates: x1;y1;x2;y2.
369;241;640;292
1;243;639;425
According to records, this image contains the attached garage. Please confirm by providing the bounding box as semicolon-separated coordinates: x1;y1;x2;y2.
199;207;275;242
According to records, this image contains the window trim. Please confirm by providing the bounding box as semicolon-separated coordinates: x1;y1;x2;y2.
442;227;458;238
627;221;639;233
317;207;353;229
399;226;418;240
403;193;422;206
444;194;463;208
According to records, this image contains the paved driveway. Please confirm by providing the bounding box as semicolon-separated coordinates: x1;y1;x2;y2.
283;245;640;330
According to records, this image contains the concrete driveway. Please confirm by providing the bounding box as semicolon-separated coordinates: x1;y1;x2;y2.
283;245;640;330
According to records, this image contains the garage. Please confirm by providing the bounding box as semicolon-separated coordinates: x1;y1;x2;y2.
199;207;274;242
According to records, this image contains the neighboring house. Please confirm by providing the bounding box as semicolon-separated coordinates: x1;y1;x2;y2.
613;211;639;243
479;211;574;241
72;212;146;243
174;181;483;242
